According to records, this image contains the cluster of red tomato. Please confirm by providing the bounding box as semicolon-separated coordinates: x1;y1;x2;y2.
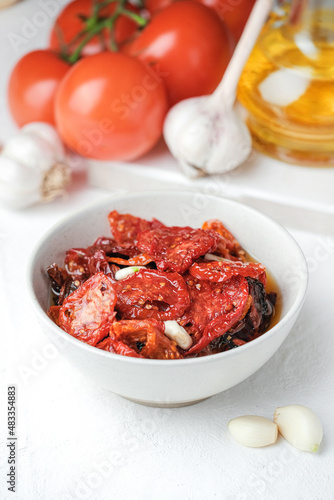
8;0;254;161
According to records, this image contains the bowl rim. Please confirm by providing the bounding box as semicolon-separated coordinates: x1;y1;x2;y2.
26;190;308;367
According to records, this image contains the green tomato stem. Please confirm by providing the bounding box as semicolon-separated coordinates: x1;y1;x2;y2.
59;0;147;64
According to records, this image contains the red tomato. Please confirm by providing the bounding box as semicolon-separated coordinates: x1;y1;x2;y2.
50;0;139;56
144;0;172;15
8;50;69;127
55;52;168;161
197;0;255;41
126;0;234;105
144;0;254;42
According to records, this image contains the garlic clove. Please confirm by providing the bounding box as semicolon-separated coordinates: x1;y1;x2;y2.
164;320;193;350
0;183;41;209
228;415;278;448
114;266;146;280
274;405;323;452
2;132;58;172
0;157;41;208
21;122;65;160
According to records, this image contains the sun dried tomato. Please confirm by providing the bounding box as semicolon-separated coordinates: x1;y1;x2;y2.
202;219;245;260
136;226;219;273
107;253;153;266
57;276;86;305
116;269;190;321
58;272;117;346
110;319;182;359
181;274;246;333
108;210;164;246
93;236;140;258
185;276;250;355
64;246;111;278
47;305;61;326
96;336;144;358
189;260;266;286
228;278;276;339
47;263;68;288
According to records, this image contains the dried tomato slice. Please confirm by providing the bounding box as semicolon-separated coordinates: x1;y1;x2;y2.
189;260;266;286
202;219;245;260
108;210;164;246
65;246;110;278
116;269;190;321
136;226;219;273
47;305;61;326
180;275;250;342
185;276;250;355
107;253;153;266
59;272;117;346
110;319;182;359
96;336;144;358
93;236;140;258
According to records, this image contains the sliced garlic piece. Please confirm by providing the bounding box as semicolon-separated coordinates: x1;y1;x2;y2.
274;405;323;452
228;415;278;448
114;266;146;280
164;320;193;350
204;253;232;262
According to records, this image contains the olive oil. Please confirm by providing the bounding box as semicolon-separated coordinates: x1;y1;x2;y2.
238;4;334;166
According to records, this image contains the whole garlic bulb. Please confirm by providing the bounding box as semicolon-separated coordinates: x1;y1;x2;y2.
0;122;71;209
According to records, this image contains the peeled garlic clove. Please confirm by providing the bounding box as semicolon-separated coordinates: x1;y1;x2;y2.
164;320;193;350
228;415;278;448
21;122;65;160
274;405;323;452
2;132;57;172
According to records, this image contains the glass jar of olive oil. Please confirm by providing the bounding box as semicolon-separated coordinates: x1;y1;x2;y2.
237;0;334;166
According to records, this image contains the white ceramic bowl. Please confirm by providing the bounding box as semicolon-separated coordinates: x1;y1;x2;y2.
27;191;308;407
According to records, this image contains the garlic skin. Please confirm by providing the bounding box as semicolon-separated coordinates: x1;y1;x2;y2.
228;415;278;448
0;122;70;209
274;405;323;452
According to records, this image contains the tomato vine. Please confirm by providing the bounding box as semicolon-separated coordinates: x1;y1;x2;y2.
54;0;147;64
